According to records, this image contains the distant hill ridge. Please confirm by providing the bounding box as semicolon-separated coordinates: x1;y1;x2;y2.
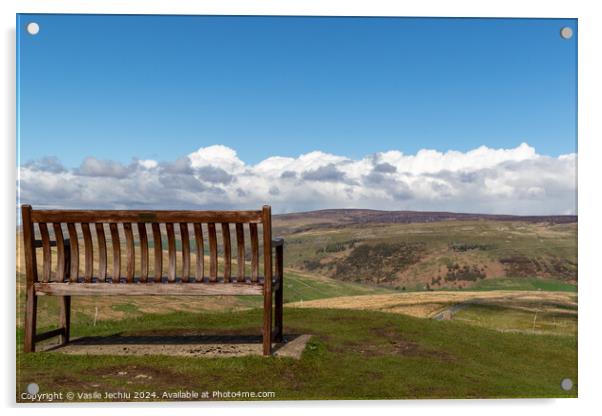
275;209;577;225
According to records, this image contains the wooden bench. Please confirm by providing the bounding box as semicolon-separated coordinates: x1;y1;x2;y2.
21;205;284;355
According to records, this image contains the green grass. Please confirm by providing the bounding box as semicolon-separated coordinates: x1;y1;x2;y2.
235;270;394;308
454;303;577;336
112;303;140;314
238;269;395;306
281;270;394;302
17;307;577;401
468;277;577;292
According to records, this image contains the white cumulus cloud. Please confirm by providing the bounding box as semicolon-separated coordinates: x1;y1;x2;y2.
18;143;576;215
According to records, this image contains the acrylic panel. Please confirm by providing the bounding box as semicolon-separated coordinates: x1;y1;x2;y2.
16;14;577;402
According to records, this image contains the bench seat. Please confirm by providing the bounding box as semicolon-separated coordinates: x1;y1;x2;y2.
34;278;280;296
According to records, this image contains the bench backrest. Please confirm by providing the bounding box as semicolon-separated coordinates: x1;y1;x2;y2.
21;205;273;286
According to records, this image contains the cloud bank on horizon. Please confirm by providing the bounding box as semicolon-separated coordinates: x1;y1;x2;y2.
18;143;576;216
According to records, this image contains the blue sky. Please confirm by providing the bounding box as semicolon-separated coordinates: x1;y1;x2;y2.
17;15;577;168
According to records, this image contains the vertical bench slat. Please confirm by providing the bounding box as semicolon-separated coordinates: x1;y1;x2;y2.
138;223;149;282
166;223;176;282
38;223;52;282
109;223;121;282
180;223;190;282
152;223;162;282
236;223;245;282
250;223;259;282
81;223;93;283
96;223;107;282
222;223;231;282
124;223;135;283
53;223;65;282
208;223;217;282
67;223;79;282
194;223;204;282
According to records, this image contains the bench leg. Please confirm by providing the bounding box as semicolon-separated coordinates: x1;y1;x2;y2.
59;296;71;345
24;285;37;353
263;290;272;356
274;245;284;343
275;287;283;343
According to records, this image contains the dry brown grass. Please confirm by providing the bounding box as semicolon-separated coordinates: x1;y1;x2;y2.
287;290;577;319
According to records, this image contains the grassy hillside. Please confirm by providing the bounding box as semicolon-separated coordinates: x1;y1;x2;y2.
273;211;577;290
17;307;577;401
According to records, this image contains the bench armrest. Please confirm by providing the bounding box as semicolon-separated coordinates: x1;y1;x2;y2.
272;237;284;247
